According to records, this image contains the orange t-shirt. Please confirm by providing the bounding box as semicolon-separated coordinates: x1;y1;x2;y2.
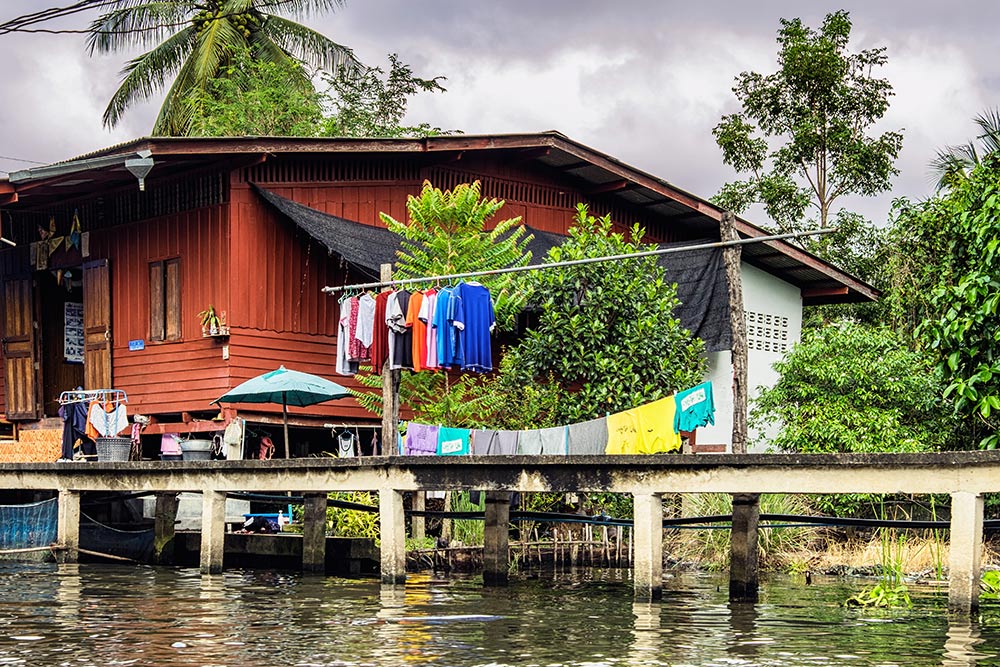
406;291;427;372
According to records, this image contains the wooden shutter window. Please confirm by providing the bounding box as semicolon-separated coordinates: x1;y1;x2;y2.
164;258;181;341
149;258;181;342
149;262;165;342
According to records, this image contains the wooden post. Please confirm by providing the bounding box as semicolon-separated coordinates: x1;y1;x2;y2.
632;493;663;601
379;489;406;585
153;492;179;565
721;210;748;454
949;491;984;613
57;489;80;563
302;493;328;573
729;493;760;603
200;490;227;574
380;263;400;456
483;491;511;586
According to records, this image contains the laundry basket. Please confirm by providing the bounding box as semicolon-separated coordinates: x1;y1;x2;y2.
95;437;132;462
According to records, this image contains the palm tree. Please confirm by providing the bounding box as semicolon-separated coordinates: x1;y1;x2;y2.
87;0;359;136
930;108;1000;191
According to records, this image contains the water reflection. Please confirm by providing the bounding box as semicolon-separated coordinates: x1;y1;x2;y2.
942;616;994;666
627;601;661;665
1;566;1000;666
727;600;761;660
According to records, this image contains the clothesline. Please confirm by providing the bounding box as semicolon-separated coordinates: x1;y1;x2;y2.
322;227;836;295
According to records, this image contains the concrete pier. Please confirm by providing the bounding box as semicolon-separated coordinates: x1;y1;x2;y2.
632;493;663;601
729;493;760;603
379;489;406;585
948;491;984;612
483;491;511;586
302;493;328;573
410;491;426;541
200;491;227;574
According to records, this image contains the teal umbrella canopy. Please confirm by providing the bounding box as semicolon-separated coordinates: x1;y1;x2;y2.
214;366;350;408
213;366;350;458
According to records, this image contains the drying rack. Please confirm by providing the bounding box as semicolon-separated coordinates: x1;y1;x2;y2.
58;389;129;440
58;388;128;406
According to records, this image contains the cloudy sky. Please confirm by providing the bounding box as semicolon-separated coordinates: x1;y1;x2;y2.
0;1;995;227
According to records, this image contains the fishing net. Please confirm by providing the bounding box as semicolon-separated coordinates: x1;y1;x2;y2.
0;498;58;551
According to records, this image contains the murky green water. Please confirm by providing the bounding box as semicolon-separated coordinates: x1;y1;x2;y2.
0;563;997;666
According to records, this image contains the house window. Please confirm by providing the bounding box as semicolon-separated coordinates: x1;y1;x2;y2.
149;258;181;342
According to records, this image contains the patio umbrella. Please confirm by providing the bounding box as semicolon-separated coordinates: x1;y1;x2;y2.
212;366;350;458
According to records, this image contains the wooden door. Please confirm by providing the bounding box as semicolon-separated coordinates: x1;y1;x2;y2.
83;260;112;390
2;277;40;419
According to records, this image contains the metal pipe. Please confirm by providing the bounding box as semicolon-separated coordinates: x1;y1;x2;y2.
322;227;837;295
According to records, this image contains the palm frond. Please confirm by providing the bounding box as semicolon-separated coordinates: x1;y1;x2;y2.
87;1;198;54
247;32;315;91
102;26;198;128
152;54;200;136
190;15;244;85
974;108;1000;155
254;0;347;18
259;15;359;73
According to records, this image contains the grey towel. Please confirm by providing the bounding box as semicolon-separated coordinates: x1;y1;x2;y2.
518;426;566;455
567;417;608;455
473;430;519;455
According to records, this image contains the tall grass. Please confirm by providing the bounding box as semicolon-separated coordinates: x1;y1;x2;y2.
451;492;485;546
665;493;818;571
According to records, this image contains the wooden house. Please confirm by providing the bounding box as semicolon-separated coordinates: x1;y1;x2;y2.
0;132;875;460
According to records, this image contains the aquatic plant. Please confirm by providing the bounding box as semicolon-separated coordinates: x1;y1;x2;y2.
981;570;1000;600
845;528;913;608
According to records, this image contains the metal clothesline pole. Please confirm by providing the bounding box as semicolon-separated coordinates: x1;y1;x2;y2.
321;227;837;295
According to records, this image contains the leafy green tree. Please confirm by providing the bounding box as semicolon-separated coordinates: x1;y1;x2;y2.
87;0;357;135
380;180;532;329
915;155;1000;448
712;10;902;232
351;180;532;426
751;321;958;455
319;53;448;138
930;108;1000;191
185;48;324;136
499;205;706;424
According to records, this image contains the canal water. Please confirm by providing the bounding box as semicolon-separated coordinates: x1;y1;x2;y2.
0;563;997;666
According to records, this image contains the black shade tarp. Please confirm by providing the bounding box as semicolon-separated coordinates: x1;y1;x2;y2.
253;185;401;274
523;227;731;352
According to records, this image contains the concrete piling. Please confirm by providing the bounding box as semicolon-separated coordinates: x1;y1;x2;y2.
729;493;760;603
483;491;511;586
200;490;227;574
379;489;406;585
948;491;984;613
56;489;80;563
302;493;329;573
632;493;663;601
153;492;179;565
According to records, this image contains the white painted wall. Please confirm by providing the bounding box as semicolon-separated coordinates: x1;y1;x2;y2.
694;263;802;452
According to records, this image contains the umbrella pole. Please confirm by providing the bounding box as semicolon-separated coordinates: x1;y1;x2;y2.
282;394;290;459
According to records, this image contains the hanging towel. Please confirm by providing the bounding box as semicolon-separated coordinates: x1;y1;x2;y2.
674;382;715;432
472;429;519;456
517;426;567;455
567;417;608;455
437;426;471;456
606;397;681;454
405;423;439;456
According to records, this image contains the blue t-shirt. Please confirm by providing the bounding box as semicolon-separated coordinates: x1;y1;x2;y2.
456;282;495;372
432;287;457;368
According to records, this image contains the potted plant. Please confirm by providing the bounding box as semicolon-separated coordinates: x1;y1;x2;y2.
198;305;228;336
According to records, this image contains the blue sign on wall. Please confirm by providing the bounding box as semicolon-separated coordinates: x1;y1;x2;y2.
128;339;145;351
